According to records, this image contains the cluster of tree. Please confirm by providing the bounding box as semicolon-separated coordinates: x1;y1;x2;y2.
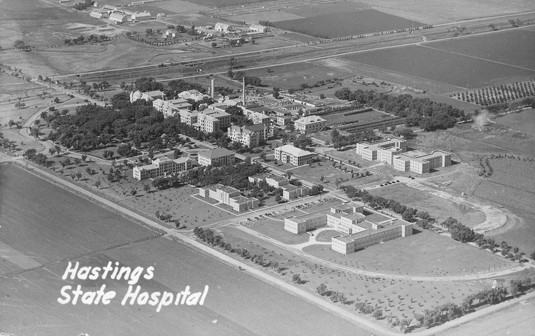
291;274;307;285
117;143;139;157
340;186;424;222
193;227;280;269
102;150;115;159
334;88;467;131
135;77;164;92
166;79;206;97
316;283;352;304
73;0;94;10
418;302;464;329
478;156;493;177
440;217;476;243
293;135;313;150
65;34;109;45
182;162;265;189
453;81;535;106
23;149;48;166
225;105;253;127
151;175;182;190
226;69;262;86
154;211;172;222
331;128;380;149
13;40;26;49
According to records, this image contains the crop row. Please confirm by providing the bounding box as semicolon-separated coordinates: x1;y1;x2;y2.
451;80;535;106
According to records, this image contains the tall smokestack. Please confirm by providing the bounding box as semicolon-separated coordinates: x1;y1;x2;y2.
210;77;214;99
242;77;246;106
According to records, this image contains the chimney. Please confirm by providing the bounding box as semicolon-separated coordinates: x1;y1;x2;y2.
242;77;246;106
210;77;215;99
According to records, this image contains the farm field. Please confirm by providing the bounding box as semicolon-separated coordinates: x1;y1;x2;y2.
343;45;535;89
303;230;517;276
0;164;373;336
357;0;535;24
369;183;486;226
495;109;535;137
428;29;535;70
272;10;424;38
245;61;349;90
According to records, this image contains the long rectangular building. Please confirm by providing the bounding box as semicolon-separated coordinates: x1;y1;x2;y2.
133;157;192;180
283;202;413;254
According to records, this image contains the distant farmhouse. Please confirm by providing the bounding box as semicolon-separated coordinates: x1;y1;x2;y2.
133;157;192;180
284;202;413;254
356;138;451;174
198;184;258;212
275;144;317;166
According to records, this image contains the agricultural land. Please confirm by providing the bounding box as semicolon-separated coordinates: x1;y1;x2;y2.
1;0;535;335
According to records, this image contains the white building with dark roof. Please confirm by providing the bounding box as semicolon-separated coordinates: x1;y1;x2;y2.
275;145;317;166
198;184;258;212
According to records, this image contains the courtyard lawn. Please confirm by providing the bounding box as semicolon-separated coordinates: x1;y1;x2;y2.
242;218;309;245
302;230;517;277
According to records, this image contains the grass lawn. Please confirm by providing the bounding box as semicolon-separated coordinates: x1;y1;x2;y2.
316;230;341;242
303;230;516;277
242;219;309;245
324;149;377;168
369;183;486;226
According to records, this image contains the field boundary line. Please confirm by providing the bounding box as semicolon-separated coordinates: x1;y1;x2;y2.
420;45;535;72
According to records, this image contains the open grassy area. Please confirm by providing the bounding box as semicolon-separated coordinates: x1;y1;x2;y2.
316;230;341;242
495;109;535;137
217;226;492;327
242;218;309;245
370;183;486;226
303;230;516;277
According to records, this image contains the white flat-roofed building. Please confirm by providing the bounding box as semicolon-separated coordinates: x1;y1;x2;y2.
275;144;317;166
228;123;267;148
132;11;151;21
282;201;414;254
153;98;192;118
197;108;231;133
109;12;127;24
133;157;192;180
294;115;326;134
198;184;258;212
248;174;309;200
198;148;235;167
178;110;198;126
356;138;407;162
178;89;209;102
392;150;452;174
